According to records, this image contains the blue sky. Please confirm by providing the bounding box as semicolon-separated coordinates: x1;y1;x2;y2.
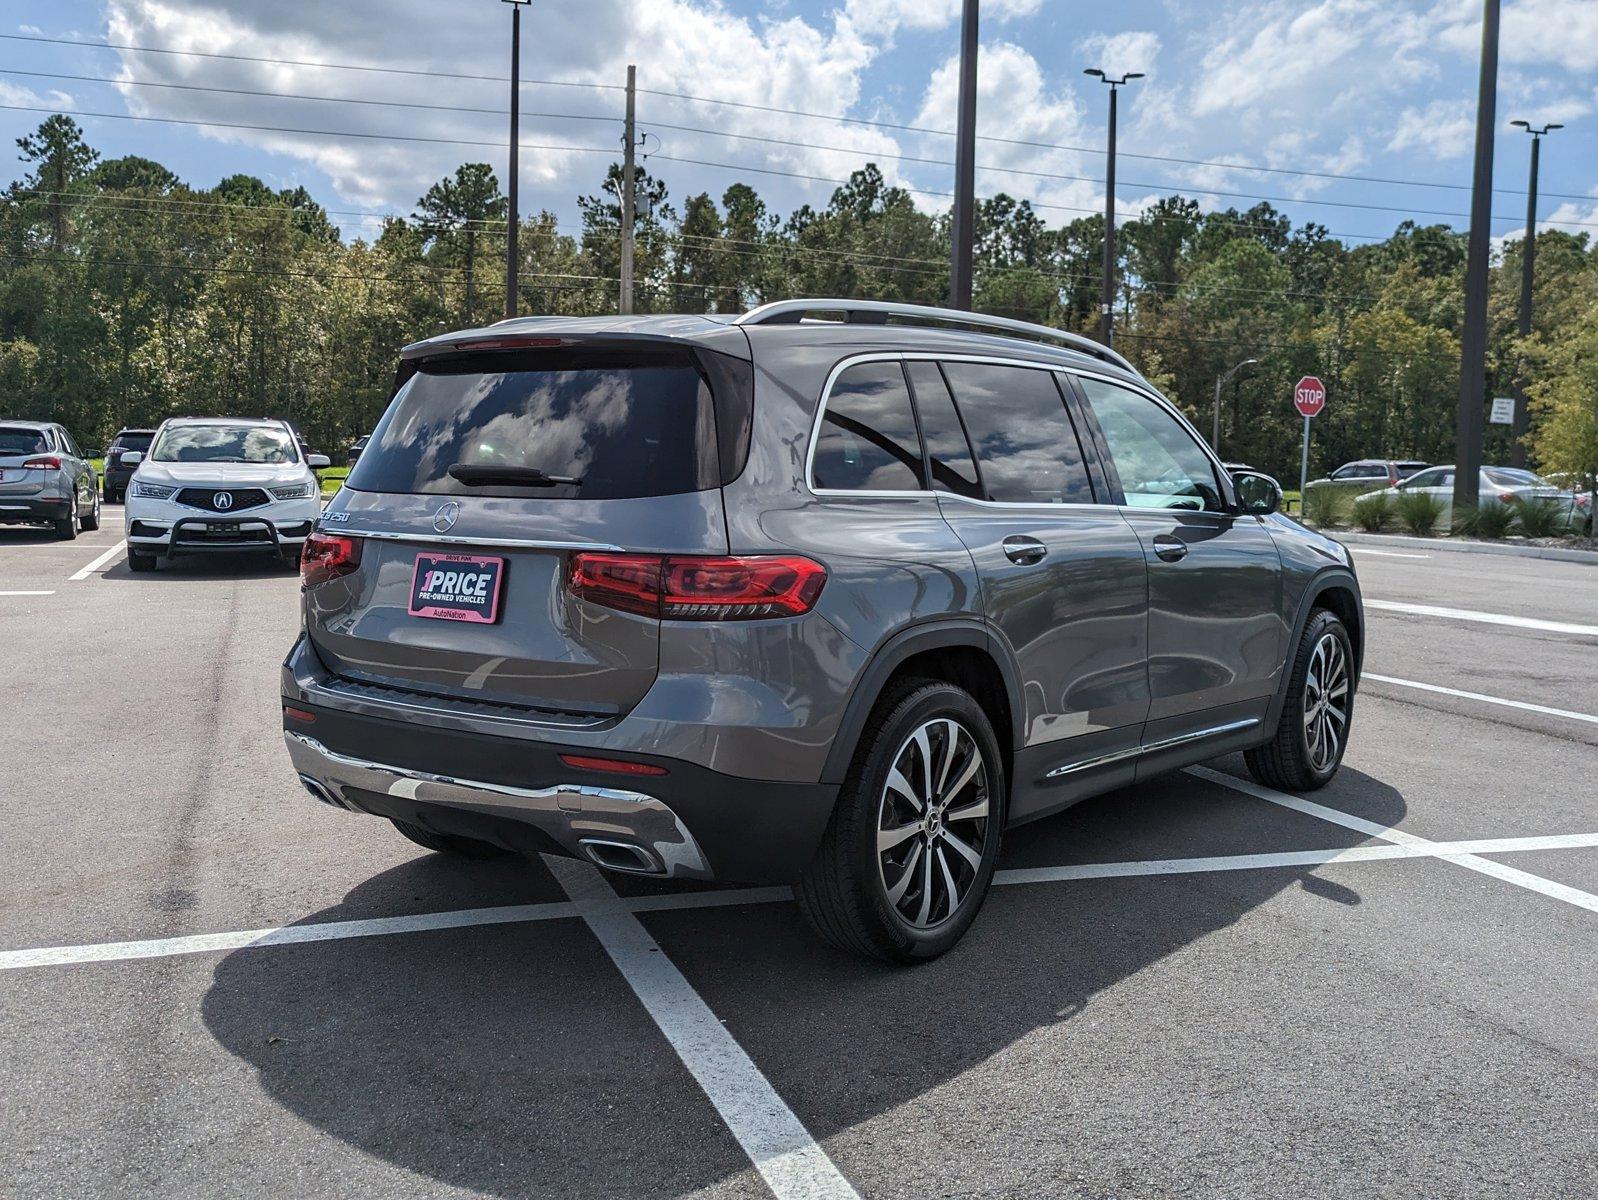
1;0;1595;248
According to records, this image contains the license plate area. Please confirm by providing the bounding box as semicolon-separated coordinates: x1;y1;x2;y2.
408;552;505;624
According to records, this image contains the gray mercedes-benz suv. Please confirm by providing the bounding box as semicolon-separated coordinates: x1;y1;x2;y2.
284;300;1362;961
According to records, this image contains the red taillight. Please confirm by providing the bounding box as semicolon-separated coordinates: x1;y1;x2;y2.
23;456;61;471
300;531;363;589
558;753;669;777
1497;492;1515;503
568;552;826;620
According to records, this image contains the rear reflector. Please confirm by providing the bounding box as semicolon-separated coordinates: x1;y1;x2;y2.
283;706;318;723
23;456;61;471
559;753;669;777
301;531;363;589
568;552;827;620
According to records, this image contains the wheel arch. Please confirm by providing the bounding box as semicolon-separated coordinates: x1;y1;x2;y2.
1263;567;1364;734
821;620;1024;786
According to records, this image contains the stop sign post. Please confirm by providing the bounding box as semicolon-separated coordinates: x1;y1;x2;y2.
1294;375;1327;508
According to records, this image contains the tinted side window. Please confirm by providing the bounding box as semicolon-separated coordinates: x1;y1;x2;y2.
905;362;981;499
1078;377;1224;512
940;363;1094;504
812;361;923;492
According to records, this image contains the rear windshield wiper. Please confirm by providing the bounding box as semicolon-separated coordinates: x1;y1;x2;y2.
447;463;582;488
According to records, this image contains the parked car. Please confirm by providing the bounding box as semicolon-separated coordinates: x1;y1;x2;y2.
1356;465;1581;529
1543;472;1595;533
102;427;157;503
284;299;1364;962
0;420;101;539
1305;459;1430;503
122;417;329;571
346;434;370;468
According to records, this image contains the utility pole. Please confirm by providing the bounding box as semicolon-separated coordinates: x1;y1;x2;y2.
501;0;528;321
949;0;979;310
1213;358;1257;453
1508;120;1562;468
1453;0;1499;517
620;64;636;316
1085;69;1143;346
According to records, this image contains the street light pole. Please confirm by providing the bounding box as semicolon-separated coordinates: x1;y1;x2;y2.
1213;358;1258;453
1508;120;1562;469
1452;0;1499;518
949;0;979;311
501;0;530;321
1085;69;1142;347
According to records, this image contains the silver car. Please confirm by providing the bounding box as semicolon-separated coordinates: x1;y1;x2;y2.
1358;465;1581;529
0;420;101;539
285;300;1365;961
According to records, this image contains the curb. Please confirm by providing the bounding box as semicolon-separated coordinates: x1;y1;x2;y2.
1334;530;1598;566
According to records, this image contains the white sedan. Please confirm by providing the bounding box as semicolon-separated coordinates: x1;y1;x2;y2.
122;417;327;572
1356;465;1581;530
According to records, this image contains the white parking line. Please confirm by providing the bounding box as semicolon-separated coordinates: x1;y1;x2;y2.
544;855;861;1200
8;829;1597;974
1352;548;1431;559
1190;767;1598;915
1364;673;1598;726
69;539;125;580
1365;599;1598;637
0;590;55;596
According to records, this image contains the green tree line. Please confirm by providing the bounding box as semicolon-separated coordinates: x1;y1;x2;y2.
2;115;1594;488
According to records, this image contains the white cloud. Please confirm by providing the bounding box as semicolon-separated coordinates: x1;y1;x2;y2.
1435;0;1598;72
844;0;1043;37
1076;31;1162;77
1387;98;1476;159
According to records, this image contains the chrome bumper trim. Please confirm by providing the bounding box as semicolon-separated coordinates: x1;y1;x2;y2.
285;732;710;880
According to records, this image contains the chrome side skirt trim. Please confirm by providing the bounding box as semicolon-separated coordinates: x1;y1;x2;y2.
1044;717;1260;780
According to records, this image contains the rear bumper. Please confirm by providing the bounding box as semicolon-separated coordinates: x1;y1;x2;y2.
0;497;69;523
282;697;839;885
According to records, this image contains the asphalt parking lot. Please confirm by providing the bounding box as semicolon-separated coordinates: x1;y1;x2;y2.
3;514;1596;1199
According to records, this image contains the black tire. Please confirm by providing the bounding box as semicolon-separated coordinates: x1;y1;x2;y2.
127;549;157;573
80;491;100;532
54;497;78;540
390;817;514;860
1246;609;1355;792
796;678;1005;963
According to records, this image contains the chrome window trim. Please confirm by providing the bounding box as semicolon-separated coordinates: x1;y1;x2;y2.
1043;717;1260;780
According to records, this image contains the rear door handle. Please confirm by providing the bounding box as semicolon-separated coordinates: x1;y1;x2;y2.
1152;534;1188;562
1002;535;1048;565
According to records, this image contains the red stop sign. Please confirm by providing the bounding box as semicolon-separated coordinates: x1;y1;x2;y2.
1293;375;1326;418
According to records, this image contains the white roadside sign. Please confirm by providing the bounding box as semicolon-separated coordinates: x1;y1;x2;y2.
1490;396;1515;424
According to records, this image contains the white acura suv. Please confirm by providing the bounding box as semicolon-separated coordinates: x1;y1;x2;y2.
123;417;327;572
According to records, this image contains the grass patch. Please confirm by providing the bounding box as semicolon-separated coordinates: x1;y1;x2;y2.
1394;490;1446;536
1351;493;1393;532
1513;497;1566;538
1301;485;1347;528
319;467;350;498
1455;501;1516;539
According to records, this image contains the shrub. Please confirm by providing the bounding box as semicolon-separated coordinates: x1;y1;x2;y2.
1351;493;1393;532
1513;497;1566;538
1394;490;1446;536
1455;501;1516;539
1301;485;1347;528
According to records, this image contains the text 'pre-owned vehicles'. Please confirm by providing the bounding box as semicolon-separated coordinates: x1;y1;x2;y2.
101;428;157;504
123;417;328;572
0;420;100;539
284;301;1364;962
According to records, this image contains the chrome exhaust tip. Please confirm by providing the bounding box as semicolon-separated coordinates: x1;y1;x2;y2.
298;774;345;810
579;838;665;876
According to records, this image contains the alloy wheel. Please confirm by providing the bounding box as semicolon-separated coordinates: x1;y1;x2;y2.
876;717;991;929
1302;632;1350;772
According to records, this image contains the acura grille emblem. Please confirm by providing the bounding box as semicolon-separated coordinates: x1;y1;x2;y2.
432;501;460;533
213;491;234;511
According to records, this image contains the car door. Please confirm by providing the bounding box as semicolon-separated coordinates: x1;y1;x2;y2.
1069;373;1284;775
917;359;1150;819
57;427;90;507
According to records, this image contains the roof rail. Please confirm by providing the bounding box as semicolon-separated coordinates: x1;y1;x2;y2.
733;299;1140;376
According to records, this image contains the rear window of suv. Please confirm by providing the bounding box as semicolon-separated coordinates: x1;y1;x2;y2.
349;346;746;500
0;427;49;456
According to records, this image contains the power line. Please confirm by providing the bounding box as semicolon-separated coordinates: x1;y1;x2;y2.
3;31;1582;202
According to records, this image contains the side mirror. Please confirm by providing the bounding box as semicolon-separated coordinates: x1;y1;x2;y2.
1231;469;1282;516
306;453;330;470
122;451;144;465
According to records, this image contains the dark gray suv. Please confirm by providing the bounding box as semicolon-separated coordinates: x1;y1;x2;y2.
284;300;1362;961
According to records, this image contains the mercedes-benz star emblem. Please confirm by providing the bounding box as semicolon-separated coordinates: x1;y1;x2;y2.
213;491;234;511
432;501;460;533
